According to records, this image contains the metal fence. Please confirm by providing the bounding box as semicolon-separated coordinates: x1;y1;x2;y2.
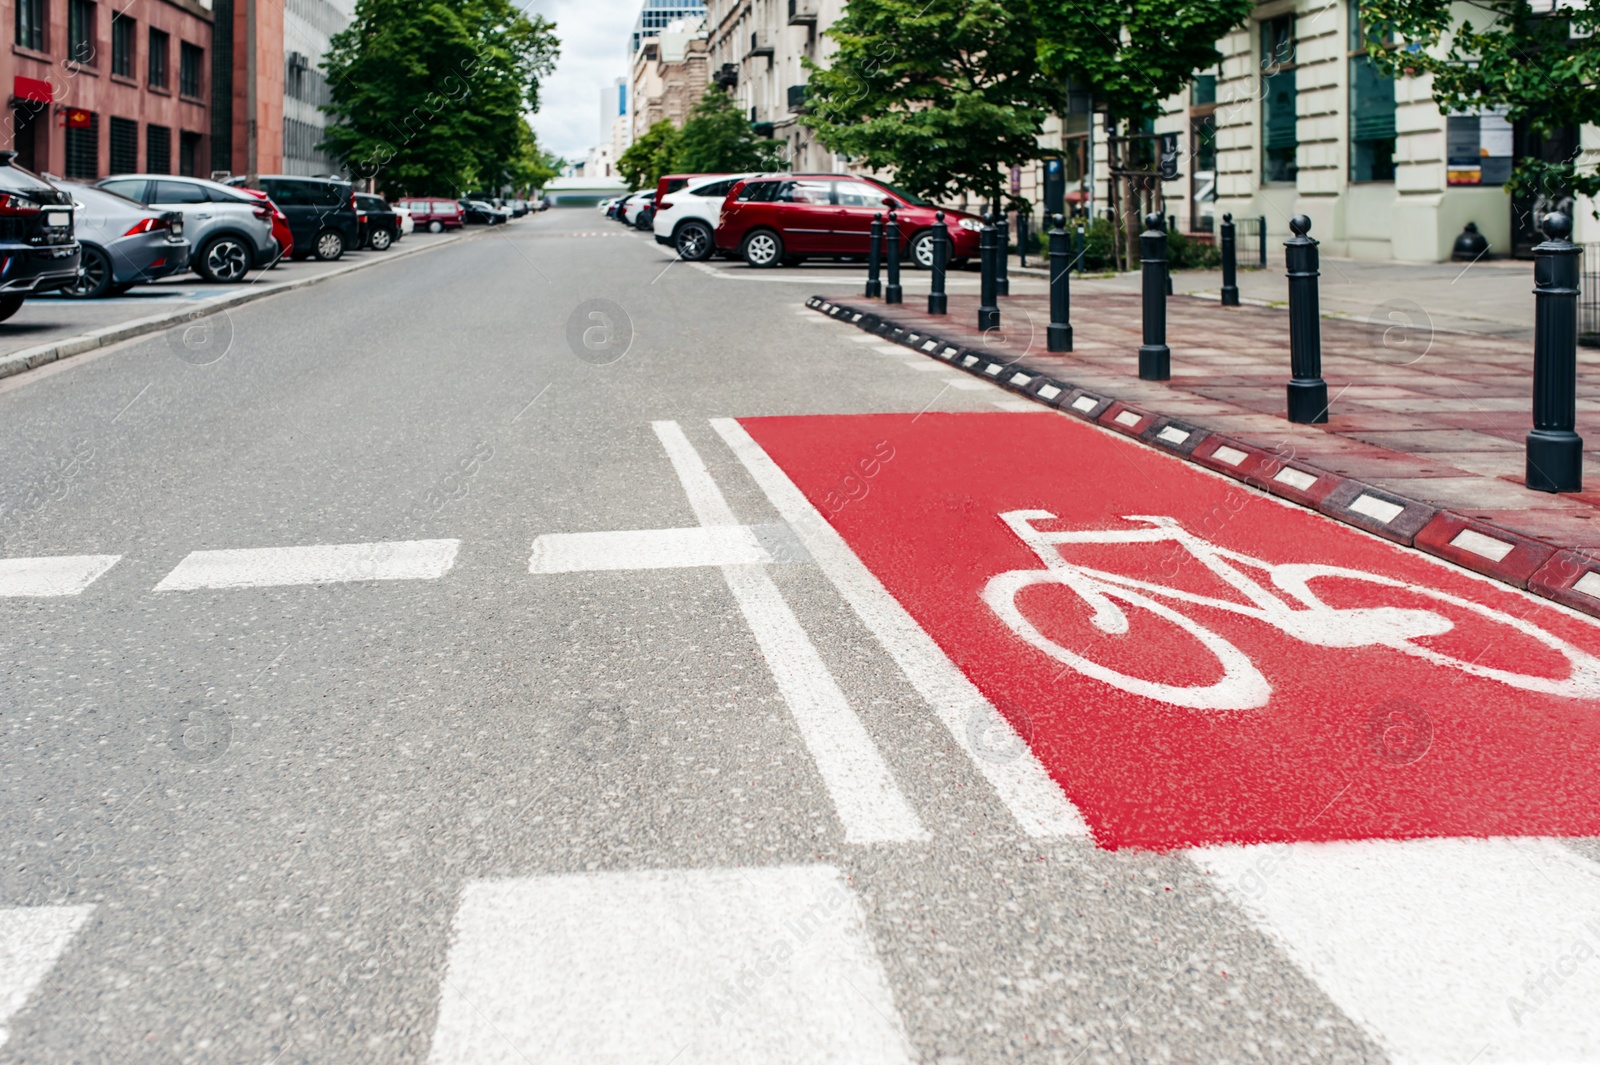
1166;213;1271;269
1582;243;1600;348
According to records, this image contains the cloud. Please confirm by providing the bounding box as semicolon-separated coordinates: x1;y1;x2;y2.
525;0;640;160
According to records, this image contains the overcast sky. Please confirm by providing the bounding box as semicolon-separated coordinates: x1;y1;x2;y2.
526;0;641;162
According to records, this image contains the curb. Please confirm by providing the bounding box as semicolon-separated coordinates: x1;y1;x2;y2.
0;228;479;384
806;294;1600;621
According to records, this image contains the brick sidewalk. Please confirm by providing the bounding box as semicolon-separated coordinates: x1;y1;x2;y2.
811;289;1600;618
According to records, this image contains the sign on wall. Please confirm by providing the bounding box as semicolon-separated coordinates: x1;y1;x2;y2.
1447;109;1514;186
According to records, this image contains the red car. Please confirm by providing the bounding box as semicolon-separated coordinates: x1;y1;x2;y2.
235;186;293;262
714;173;983;268
397;197;465;233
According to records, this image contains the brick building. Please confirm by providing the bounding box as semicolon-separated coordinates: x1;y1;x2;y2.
630;19;708;141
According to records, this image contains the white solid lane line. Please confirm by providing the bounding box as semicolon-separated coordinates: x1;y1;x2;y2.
0;555;120;597
529;526;769;572
427;866;915;1065
154;540;460;591
712;418;1087;838
652;421;926;844
1192;837;1600;1064
0;905;94;1048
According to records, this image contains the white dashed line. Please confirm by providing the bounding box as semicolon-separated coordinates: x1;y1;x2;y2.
154;540;461;591
0;555;120;597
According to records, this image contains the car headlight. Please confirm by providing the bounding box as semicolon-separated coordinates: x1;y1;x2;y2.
958;218;982;231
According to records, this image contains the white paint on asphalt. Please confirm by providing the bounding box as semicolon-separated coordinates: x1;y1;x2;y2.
427;866;915;1065
529;526;768;572
653;421;927;844
0;555;120;597
946;379;992;391
0;905;93;1048
714;417;1088;838
1193;837;1600;1064
154;540;461;591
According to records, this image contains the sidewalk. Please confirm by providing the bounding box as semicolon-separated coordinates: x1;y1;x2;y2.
810;286;1600;618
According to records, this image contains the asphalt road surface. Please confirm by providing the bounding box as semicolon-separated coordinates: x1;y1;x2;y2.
3;207;1600;1064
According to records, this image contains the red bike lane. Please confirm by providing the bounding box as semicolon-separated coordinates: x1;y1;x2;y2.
741;411;1600;851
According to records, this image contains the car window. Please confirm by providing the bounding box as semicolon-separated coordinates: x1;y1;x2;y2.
98;178;148;203
316;183;350;208
153;180;209;204
266;180;311;206
664;178;690;194
691;178;739;198
835;181;890;208
356;195;385;210
734;181;780;202
778;180;832;205
0;162;58;194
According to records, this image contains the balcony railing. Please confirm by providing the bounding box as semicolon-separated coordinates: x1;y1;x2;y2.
747;31;774;58
788;0;818;26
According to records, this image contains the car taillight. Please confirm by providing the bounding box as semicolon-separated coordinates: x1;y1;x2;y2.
252;206;271;219
0;193;42;216
658;200;673;211
359;213;367;222
350;190;358;210
122;216;170;236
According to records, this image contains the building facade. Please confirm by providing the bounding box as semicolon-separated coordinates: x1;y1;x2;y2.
630;19;708;141
3;0;214;180
631;0;706;56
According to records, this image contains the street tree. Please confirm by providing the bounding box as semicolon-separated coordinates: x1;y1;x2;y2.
617;120;681;190
322;0;559;197
800;0;1054;209
674;88;787;174
1360;0;1600;212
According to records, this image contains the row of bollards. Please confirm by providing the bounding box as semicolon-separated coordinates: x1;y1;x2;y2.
860;204;1584;492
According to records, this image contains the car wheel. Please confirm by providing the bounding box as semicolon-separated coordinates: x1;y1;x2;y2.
197;236;252;283
66;245;114;298
910;230;937;269
370;227;393;251
0;294;24;323
428;220;444;233
315;229;345;261
741;229;783;268
674;221;714;261
636;210;654;231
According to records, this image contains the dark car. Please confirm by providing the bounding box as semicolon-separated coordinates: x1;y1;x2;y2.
62;183;189;298
229;175;360;261
460;199;507;225
355;194;401;250
714;173;984;269
0;151;81;320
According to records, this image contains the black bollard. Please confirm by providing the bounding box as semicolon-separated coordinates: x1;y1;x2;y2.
1527;211;1584;492
1220;212;1240;306
1048;213;1072;352
885;207;903;305
1258;214;1268;269
865;212;883;299
1138;212;1170;380
1018;212;1030;268
1075;223;1086;272
978;211;1000;332
928;211;950;315
996;208;1010;296
1284;214;1328;424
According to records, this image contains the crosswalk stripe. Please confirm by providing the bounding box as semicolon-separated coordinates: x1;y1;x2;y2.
154;540;460;591
0;905;94;1048
529;526;768;572
1192;837;1600;1063
653;420;927;844
426;866;915;1064
0;555;120;597
712;417;1087;838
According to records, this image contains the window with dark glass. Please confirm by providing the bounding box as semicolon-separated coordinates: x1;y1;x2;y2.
109;116;138;173
65;112;99;179
111;11;133;76
147;123;171;173
179;130;201;176
1349;0;1397;181
179;41;202;97
16;0;46;51
148;28;168;87
1260;15;1298;184
68;0;95;64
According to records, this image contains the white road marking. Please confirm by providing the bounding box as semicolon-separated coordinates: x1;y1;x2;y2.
1211;444;1250;466
1193;837;1600;1064
1349;493;1404;524
1113;410;1143;427
992;400;1045;412
713;418;1088;838
154;540;460;591
427;866;915;1065
873;345;906;354
1272;466;1318;491
1157;426;1191;445
652;421;926;844
0;905;94;1048
946;378;992;391
0;555;120;597
1451;528;1515;563
1575;571;1600;598
1070;395;1099;412
529;527;768;572
902;361;946;372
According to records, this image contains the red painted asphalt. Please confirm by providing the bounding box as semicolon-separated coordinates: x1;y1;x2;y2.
744;411;1600;851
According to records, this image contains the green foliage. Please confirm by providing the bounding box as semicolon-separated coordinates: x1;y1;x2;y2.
675;88;787;174
1361;0;1600;201
617;121;681;190
321;0;559;197
800;0;1054;206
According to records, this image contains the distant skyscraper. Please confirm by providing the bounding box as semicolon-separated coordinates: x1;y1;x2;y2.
630;0;706;56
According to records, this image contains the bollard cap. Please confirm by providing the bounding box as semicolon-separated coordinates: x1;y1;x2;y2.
1144;212;1165;232
1223;212;1233;223
1290;214;1312;237
1541;212;1573;241
873;211;881;220
936;210;944;221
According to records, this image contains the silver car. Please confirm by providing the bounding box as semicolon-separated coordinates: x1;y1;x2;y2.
93;175;278;283
61;183;191;298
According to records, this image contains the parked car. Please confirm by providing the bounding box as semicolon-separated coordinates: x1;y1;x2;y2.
95;175;277;282
0;151;80;320
622;192;655;230
392;203;415;235
231;186;293;262
461;199;508;225
538;196;551;211
396;197;464;233
62;183;189;298
228;175;360;261
715;174;984;269
611;192;645;222
508;199;529;218
355;194;402;250
652;173;749;261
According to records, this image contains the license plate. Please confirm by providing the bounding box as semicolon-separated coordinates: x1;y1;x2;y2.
45;211;69;227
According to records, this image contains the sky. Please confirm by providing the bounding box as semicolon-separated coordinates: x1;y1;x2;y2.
526;0;641;162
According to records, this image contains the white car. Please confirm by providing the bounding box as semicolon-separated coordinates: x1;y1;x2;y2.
621;192;654;229
651;174;751;261
393;205;415;235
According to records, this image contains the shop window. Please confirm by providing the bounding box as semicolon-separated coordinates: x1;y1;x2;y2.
111;11;133;77
109;116;137;174
1260;15;1298;184
1349;0;1396;181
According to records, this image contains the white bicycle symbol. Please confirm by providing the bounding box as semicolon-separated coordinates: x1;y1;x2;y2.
981;510;1600;710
